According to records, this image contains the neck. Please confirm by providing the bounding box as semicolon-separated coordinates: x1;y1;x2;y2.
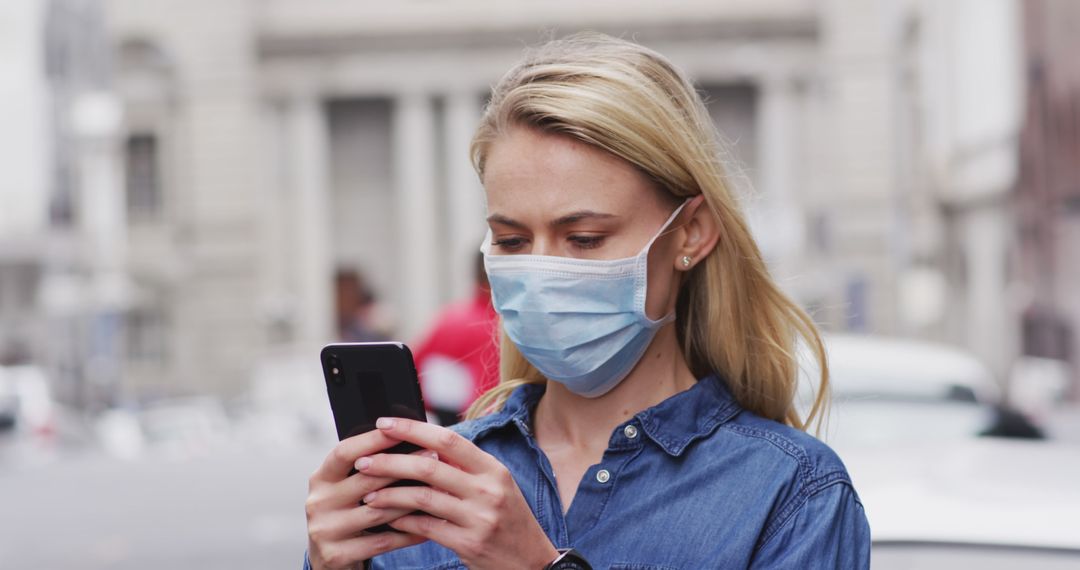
532;325;697;451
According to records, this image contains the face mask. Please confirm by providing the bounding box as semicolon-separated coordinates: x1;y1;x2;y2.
481;200;690;397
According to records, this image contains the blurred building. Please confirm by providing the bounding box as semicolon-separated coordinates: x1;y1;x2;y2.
907;0;1026;388
2;0;1069;404
0;0;129;410
1016;0;1080;397
100;0;814;400
0;0;52;357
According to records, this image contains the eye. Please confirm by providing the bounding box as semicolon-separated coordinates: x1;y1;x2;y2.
568;235;605;250
491;237;527;252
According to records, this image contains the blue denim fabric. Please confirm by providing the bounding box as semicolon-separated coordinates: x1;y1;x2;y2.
304;375;870;569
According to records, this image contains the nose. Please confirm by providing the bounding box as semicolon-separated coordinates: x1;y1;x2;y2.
530;235;558;256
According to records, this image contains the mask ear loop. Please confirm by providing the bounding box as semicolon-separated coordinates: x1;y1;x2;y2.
636;197;696;324
641;197;696;254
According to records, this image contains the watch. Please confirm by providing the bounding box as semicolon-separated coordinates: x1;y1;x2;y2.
544;548;592;570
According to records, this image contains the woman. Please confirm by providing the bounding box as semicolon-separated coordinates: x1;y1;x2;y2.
305;33;870;569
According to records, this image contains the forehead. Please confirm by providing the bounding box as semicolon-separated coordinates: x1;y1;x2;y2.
481;126;667;216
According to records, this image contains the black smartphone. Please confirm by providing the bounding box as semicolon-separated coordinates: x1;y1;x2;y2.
320;342;428;532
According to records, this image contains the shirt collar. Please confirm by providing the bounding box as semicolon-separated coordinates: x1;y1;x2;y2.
634;374;742;456
452;382;543;442
460;375;741;457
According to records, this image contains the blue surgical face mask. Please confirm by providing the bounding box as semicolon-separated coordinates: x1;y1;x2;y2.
481;200;689;397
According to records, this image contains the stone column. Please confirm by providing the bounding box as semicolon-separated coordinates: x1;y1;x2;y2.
818;0;901;332
393;93;440;338
963;206;1013;383
256;100;295;345
288;95;334;345
72;92;128;410
755;75;803;271
444;91;485;300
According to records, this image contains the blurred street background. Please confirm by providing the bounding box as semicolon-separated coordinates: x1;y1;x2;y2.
2;0;1079;568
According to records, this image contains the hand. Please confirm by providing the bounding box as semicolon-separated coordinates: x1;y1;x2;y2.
306;430;429;570
356;418;560;570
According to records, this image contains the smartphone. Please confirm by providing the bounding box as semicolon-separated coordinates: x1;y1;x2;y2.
320;342;428;532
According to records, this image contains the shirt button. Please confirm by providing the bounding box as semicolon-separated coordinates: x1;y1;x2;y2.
596;469;611;484
623;425;639;439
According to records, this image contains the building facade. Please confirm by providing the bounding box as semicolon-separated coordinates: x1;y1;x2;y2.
0;0;130;410
1016;0;1080;397
1;0;1039;402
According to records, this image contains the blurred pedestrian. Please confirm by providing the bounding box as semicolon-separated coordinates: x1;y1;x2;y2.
411;252;499;426
306;33;869;570
335;269;391;342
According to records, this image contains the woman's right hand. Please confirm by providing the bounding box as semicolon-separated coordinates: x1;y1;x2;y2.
306;430;428;570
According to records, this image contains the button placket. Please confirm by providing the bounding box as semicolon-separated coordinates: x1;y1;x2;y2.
565;436;642;537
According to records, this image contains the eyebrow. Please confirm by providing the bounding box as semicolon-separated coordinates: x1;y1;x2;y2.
486;210;618;229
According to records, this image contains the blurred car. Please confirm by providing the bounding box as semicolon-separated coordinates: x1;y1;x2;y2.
851;438;1080;569
799;334;1042;447
803;336;1077;568
137;396;232;458
0;365;56;440
1044;404;1080;445
95;407;147;459
0;380;17;431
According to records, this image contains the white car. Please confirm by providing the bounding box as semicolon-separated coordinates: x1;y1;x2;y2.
799;334;1039;448
853;438;1080;569
138;396;233;458
806;335;1079;567
0;365;56;440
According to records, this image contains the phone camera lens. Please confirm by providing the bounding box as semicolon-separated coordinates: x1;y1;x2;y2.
328;354;343;384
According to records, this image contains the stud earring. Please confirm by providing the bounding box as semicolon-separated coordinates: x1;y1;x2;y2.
681;255;692;268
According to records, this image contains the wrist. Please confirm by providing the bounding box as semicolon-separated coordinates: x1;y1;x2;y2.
543;548;592;570
534;542;560;569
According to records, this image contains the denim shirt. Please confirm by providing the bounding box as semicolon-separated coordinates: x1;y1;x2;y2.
304;375;870;569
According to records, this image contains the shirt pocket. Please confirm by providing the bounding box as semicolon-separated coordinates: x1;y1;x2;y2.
610;564;679;570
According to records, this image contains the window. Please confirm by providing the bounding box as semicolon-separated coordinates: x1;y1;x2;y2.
126;306;168;364
124;133;160;221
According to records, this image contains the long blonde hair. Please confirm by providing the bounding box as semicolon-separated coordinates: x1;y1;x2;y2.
466;32;829;432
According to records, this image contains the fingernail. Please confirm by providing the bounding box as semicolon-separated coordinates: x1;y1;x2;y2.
356;457;372;471
362;491;377;503
376;418;396;429
423;451;439;460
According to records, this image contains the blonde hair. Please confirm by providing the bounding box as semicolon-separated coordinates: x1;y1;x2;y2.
466;32;829;432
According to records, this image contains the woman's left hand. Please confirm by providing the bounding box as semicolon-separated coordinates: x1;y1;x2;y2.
355;418;559;570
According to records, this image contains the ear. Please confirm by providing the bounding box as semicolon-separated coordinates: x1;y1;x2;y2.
673;195;720;271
